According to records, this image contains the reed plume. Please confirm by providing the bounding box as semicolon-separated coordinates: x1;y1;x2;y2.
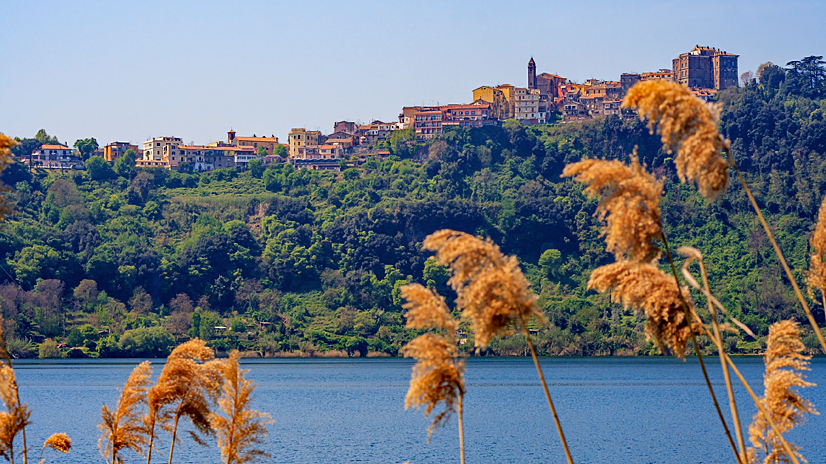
402;333;465;440
806;197;826;303
149;339;223;464
38;433;70;463
0;134;16;221
418;234;572;464
623;80;729;199
99;361;152;464
401;283;466;462
747;321;817;464
0;364;30;464
589;261;693;358
210;351;272;464
562;155;662;262
422;230;543;348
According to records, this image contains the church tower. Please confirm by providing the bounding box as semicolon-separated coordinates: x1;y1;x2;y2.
528;57;537;89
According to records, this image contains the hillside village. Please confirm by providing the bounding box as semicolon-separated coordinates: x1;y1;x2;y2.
17;45;738;173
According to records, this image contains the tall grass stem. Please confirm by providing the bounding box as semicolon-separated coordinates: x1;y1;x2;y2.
521;323;574;464
659;230;742;463
697;256;746;463
724;147;826;354
457;394;465;464
723;354;801;464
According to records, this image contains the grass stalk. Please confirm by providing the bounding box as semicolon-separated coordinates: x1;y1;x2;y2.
696;256;747;463
521;322;574;464
724;146;826;354
457;394;465;464
168;414;180;464
723;354;801;464
659;230;742;464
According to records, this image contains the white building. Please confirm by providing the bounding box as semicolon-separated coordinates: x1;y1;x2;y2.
26;144;83;169
513;88;546;123
142;136;182;161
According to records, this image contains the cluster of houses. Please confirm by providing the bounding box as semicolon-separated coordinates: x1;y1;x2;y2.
21;45;737;173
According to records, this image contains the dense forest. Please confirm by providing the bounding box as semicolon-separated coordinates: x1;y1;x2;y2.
1;57;825;359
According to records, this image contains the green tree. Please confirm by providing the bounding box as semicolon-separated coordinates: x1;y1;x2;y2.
248;158;264;178
38;339;63;358
119;326;175;357
272;144;287;157
85;156;115;180
256;146;269;157
73;137;99;160
113;148;137;177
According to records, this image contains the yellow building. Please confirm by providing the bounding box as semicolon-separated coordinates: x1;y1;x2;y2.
288;128;321;158
103;141;137;162
472;86;509;120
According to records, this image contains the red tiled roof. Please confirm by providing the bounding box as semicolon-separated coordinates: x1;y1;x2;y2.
40;144;70;150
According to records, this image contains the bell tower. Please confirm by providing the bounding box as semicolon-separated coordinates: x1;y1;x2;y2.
528;57;537;90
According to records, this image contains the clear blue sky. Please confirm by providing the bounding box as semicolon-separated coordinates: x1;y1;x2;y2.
1;0;823;147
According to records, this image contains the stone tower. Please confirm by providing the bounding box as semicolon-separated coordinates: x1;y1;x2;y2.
528;57;537;90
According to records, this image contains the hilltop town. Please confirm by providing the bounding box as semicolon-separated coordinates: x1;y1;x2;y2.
19;45;738;173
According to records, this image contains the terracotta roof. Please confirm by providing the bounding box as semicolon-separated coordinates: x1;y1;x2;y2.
40;144;70;150
236;136;278;142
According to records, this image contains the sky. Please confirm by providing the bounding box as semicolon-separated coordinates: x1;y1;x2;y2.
1;0;824;147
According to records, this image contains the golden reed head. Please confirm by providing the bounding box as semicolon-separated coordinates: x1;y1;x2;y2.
563;155;663;262
42;432;72;453
423;230;543;348
623;80;729;200
747;320;817;464
589;261;693;358
807;198;826;300
402;333;465;440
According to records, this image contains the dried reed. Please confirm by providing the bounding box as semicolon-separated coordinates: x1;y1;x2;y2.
563;153;741;461
419;232;572;464
149;339;223;464
0;134;16;221
562;155;663;262
38;433;70;463
623;80;729;199
807;197;826;305
747;321;817;464
400;283;465;464
589;261;693;358
402;333;465;440
210;351;272;464
99;361;152;464
0;364;30;464
422;230;543;348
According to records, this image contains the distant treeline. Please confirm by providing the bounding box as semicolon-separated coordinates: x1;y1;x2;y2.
1;56;825;358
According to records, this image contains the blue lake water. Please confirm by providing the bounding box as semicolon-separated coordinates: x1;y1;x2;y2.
13;356;826;463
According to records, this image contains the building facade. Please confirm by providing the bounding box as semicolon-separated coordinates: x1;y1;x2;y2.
672;45;738;90
25;144;83;169
103;141;137;162
288;128;321;158
142;137;182;161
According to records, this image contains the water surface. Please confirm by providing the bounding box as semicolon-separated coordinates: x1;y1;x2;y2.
15;357;826;463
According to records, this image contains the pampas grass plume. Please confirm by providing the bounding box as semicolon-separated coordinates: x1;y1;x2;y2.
562;155;663;262
210;351;272;464
623;80;729;199
401;284;458;333
99;361;152;464
423;230;543;348
747;320;817;464
152;339;223;463
402;333;465;440
589;261;693;358
807;198;826;300
0;363;31;463
41;433;71;454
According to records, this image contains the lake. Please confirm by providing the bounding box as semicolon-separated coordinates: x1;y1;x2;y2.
14;356;826;463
